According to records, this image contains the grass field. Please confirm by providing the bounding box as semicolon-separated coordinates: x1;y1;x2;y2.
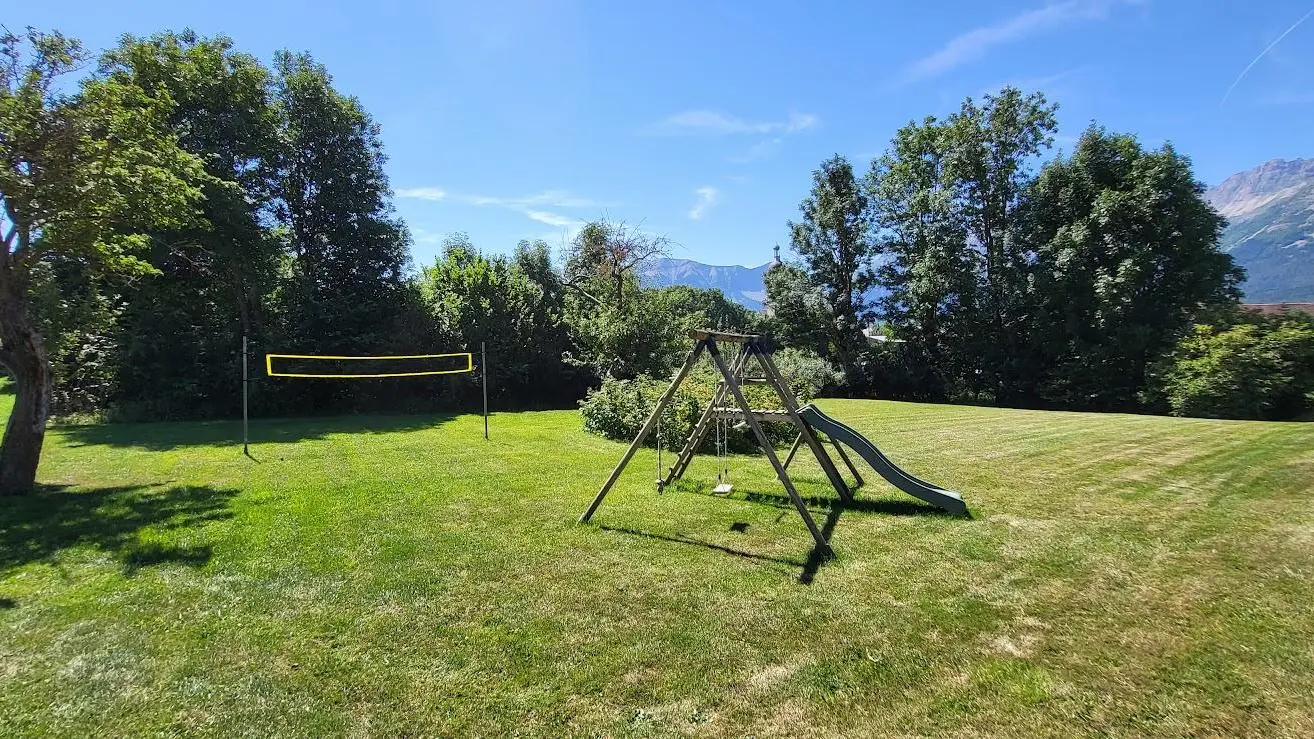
2;394;1313;737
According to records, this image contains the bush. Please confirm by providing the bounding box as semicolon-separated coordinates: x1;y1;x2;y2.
1157;317;1314;420
579;375;700;450
578;348;840;451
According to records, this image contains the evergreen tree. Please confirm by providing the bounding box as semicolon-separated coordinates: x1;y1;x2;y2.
788;155;875;378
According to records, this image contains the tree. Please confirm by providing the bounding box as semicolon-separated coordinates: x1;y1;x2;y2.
270;50;412;412
420;235;578;406
563;219;669;311
788;155;875;377
940;87;1057;401
101;31;283;419
1157;315;1314;420
762;261;830;356
867;117;974;399
1022;126;1243;409
0;28;204;493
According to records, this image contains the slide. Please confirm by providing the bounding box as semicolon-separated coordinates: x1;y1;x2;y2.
797;404;969;516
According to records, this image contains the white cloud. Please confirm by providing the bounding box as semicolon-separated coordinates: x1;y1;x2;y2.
978;66;1087;98
395;187;603;230
395;187;447;201
900;1;1132;84
688;186;719;220
524;210;584;228
653;110;819;136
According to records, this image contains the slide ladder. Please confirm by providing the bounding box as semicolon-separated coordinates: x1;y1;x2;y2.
797;404;968;516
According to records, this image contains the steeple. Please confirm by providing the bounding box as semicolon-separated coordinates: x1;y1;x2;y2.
768;244;782;271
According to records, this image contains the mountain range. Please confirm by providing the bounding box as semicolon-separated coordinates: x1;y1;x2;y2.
639;257;773;310
643;158;1314;309
1204;158;1314;303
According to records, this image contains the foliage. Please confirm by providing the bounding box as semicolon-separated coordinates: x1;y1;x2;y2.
1023;126;1243;411
1157;315;1314;420
419;235;580;407
762;262;830;355
1;27;206;493
578;347;838;450
788;155;875;378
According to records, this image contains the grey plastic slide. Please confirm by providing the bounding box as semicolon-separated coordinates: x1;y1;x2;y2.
798;404;969;516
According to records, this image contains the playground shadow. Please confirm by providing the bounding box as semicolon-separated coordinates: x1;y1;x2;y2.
598;526;803;569
58;412;457;453
649;483;967;583
0;482;238;576
736;490;964;518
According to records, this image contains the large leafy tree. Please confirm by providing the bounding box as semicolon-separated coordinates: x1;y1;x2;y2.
273;50;411;353
941;87;1057;401
0;28;205;494
788;155;875;377
867;117;974;398
269;51;412;412
101;31;283;419
1021;126;1242;409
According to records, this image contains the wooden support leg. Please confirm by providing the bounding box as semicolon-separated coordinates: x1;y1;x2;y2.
707;341;833;557
753;349;853;504
781;433;803;471
830;437;864;488
580;342;706;523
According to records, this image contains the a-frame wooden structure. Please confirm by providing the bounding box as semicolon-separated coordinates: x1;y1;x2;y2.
579;329;860;556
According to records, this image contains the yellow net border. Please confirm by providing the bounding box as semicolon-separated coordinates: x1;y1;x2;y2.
265;352;474;379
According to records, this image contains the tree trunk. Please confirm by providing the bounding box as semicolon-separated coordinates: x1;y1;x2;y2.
0;266;52;496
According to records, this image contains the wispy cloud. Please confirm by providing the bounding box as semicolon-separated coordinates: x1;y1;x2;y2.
410;226;446;245
524;210;584;228
899;0;1132;85
395;187;447;201
396;187;600;232
652;110;818;136
1220;7;1314;107
688;186;719;220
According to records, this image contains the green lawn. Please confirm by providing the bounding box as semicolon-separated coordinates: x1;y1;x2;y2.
2;394;1312;737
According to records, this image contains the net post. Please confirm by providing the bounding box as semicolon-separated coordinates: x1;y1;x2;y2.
242;334;250;456
482;341;488;440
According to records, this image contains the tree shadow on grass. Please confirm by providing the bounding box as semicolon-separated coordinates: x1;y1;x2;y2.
56;412;458;452
0;483;238;576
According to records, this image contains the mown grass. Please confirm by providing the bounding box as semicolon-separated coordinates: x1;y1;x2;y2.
1;394;1312;736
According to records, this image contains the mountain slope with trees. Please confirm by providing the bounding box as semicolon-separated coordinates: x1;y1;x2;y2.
1206;158;1314;302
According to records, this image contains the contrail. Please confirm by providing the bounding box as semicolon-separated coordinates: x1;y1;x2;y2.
1220;6;1314;106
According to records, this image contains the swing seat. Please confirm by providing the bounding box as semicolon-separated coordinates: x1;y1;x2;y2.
712;483;734;494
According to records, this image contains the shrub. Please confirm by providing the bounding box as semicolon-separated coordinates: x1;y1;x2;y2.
578;348;839;450
1157;317;1314;420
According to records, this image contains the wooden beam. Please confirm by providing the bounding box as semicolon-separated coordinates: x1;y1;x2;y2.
580;341;706;523
688;329;759;344
781;432;803;470
708;408;793;423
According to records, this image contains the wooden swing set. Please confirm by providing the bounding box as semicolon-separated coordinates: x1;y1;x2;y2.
579;329;864;557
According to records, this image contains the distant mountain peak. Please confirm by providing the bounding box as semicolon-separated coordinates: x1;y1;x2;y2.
639;257;773;310
1206;158;1314;302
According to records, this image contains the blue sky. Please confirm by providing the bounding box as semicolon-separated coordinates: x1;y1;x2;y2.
13;1;1314;268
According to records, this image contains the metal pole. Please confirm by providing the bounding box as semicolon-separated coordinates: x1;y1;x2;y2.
242;334;249;456
482;341;488;440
